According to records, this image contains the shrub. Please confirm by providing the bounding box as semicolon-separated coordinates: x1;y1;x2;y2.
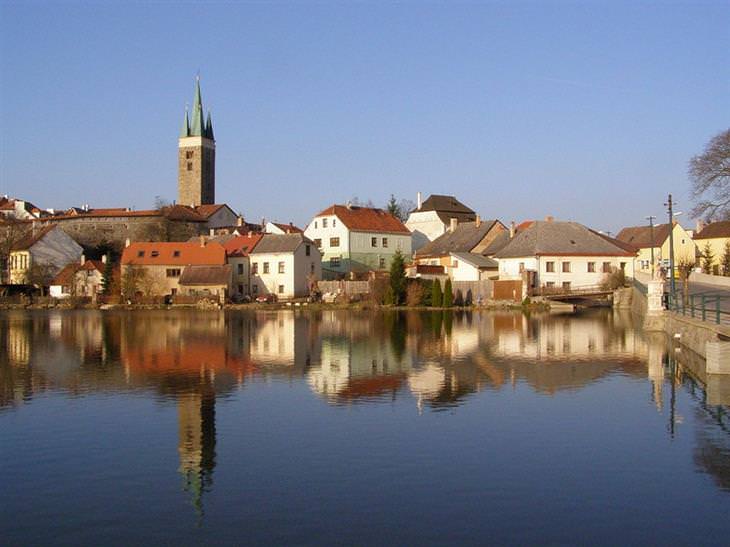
406;281;424;307
431;279;442;307
389;251;407;305
383;286;395;305
443;278;453;307
600;268;627;291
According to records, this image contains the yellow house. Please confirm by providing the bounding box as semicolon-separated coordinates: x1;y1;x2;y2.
616;221;697;274
694;221;730;275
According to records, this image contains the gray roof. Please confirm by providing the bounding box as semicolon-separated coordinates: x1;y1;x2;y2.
179;265;231;286
494;221;636;258
450;252;498;269
249;233;313;254
416;194;475;215
416;220;499;257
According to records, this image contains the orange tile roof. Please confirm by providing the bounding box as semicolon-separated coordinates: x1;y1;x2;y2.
194;204;227;218
314;204;410;234
223;234;263;257
271;222;303;233
44;205;206;222
121;241;226;266
51;263;80;286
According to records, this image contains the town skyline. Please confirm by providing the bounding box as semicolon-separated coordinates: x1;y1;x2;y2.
1;2;729;233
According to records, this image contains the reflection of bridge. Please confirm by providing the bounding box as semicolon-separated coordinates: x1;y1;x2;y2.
534;285;614;305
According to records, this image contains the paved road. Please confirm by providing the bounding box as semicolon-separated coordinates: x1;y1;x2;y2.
676;280;730;321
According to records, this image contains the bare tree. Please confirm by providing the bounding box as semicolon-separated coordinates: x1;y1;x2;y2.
0;219;29;283
385;195;416;222
26;262;56;296
690;128;730;221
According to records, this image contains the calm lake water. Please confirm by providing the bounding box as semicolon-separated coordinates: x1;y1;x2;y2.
1;308;729;546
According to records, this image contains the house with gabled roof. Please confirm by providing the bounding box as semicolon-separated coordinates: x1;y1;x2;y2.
249;233;321;299
49;256;108;299
8;225;83;286
616;221;696;274
693;221;730;275
265;221;304;235
222;233;263;297
405;194;477;251
121;239;227;300
413;218;507;281
304;204;411;278
494;219;636;293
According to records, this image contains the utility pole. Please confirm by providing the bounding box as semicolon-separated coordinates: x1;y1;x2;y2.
664;194;676;295
646;215;656;277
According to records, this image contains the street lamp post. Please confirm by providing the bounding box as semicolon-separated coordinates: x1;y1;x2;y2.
646;215;656;277
665;194;676;295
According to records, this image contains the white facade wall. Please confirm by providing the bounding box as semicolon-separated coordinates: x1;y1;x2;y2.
449;259;482;282
304;215;349;263
250;243;321;299
405;211;447;251
499;255;635;288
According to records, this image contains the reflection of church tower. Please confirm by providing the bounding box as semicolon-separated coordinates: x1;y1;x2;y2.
177;387;216;515
178;76;216;206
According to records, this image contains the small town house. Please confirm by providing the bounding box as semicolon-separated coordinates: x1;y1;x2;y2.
249;233;321;299
8;225;83;287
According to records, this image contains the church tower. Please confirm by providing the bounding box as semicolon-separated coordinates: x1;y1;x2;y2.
178;77;215;206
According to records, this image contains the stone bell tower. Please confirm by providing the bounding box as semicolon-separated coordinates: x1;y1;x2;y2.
178;76;215;206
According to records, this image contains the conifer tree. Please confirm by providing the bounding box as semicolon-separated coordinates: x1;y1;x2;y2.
701;242;715;274
389;250;407;305
443;278;453;307
102;258;114;295
431;278;442;307
722;241;730;276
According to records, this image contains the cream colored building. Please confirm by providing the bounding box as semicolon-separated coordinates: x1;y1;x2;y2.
8;225;83;286
617;221;697;274
249;233;321;300
693;221;730;275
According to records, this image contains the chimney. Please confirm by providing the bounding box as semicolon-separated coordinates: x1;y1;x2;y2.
696;219;705;234
545;215;554;223
101;254;108;264
417;191;422;210
248;231;253;237
450;218;458;232
80;253;86;265
209;228;215;237
475;214;481;228
125;238;131;248
237;216;243;226
346;201;353;210
199;235;205;248
509;221;516;239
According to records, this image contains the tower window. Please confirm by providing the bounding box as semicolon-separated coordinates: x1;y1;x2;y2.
185;151;194;159
186;162;193;171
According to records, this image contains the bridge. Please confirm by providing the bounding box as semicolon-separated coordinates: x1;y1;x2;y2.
532;284;614;305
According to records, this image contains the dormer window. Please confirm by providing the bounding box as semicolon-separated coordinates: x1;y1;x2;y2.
151;250;159;257
137;250;145;258
173;250;180;257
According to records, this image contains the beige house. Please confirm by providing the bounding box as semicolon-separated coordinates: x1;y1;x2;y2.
9;225;83;286
49;257;107;298
616;221;697;274
693;221;730;275
178;265;232;302
120;240;227;299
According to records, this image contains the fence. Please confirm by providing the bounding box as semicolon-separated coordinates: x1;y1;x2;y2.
452;280;494;302
317;280;371;295
667;291;730;325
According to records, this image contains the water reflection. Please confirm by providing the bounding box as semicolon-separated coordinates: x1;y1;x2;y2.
2;307;730;523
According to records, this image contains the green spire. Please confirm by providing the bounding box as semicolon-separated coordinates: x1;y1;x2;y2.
189;76;205;136
205;110;214;140
180;108;190;138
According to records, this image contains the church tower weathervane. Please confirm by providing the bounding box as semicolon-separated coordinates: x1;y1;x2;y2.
178;75;215;206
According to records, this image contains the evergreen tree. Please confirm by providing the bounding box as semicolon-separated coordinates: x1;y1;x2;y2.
443;278;453;307
386;194;400;220
722;241;730;276
389;250;407;305
383;286;394;306
102;258;114;295
701;242;715;274
431;278;442;307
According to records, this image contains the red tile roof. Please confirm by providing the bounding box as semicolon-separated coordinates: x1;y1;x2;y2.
695;221;730;240
194;204;227;218
51;263;79;286
121;241;226;266
223;234;263;257
271;222;303;234
44;205;206;222
314;204;410;234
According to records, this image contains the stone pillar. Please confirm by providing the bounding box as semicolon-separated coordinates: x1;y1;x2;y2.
647;280;664;314
706;341;730;375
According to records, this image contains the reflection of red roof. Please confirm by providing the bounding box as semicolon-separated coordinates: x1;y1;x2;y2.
314;205;410;234
338;374;405;399
121;241;226;266
123;341;257;376
223;234;263;257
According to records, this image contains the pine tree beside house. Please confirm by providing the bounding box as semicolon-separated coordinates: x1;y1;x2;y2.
431;279;442;307
722;241;730;277
389;250;406;305
701;242;715;274
443;278;453;307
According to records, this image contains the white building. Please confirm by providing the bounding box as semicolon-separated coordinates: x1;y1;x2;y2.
405;194;477;251
249;233;321;300
265;221;303;235
494;220;637;292
304;204;412;279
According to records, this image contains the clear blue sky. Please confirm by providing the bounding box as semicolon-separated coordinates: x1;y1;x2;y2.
1;2;728;233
